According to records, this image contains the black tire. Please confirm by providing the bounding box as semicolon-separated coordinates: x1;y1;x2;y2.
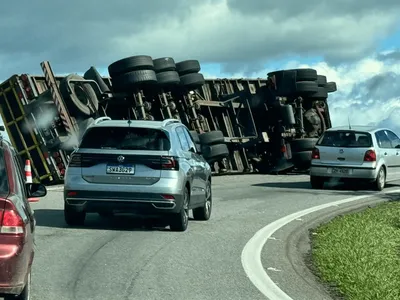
84;66;111;93
153;57;176;72
169;187;189;232
59;74;99;118
199;130;224;145
64;203;86;226
310;176;325;189
295;81;318;94
108;55;154;77
373;166;386;191
193;180;212;221
309;87;328;99
176;60;201;75
290;138;318;152
268;68;318;81
325;82;337;93
202;144;229;162
156;71;180;86
317;75;327;86
5;271;31;300
111;70;157;92
180;73;205;88
189;130;200;143
292;151;312;169
195;143;202;153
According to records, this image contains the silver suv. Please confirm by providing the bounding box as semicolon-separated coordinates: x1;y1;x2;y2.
64;117;212;231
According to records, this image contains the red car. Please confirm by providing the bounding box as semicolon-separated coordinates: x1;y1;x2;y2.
0;135;47;300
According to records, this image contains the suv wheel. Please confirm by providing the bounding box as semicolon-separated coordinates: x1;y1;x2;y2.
64;203;86;226
193;180;212;221
170;187;189;232
5;271;31;300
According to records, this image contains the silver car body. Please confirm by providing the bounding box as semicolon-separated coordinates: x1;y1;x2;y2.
64;118;212;216
310;126;400;182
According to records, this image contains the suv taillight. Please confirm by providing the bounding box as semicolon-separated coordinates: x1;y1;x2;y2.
311;147;320;159
364;150;376;162
161;156;179;170
68;153;82;167
0;199;25;235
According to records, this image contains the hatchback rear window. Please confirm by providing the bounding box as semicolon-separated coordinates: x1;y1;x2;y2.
79;127;171;151
317;131;372;148
0;149;9;197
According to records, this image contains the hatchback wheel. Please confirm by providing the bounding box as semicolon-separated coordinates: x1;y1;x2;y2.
5;271;31;300
373;167;386;191
170;187;189;232
193;180;212;221
64;203;86;226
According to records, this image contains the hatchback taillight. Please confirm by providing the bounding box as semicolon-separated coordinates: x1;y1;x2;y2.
364;150;376;162
0;199;25;235
68;153;82;167
311;147;320;159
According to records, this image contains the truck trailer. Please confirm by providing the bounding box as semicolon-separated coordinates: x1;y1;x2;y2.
0;57;337;184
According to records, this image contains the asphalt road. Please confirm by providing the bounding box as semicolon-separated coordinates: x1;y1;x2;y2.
22;174;398;300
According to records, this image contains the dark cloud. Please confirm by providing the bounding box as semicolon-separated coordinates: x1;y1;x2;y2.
0;0;399;79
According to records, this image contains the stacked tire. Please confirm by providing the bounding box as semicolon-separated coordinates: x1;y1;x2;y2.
290;138;318;170
198;131;229;164
108;55;158;92
175;60;205;89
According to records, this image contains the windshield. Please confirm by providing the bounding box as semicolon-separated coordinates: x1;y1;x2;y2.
0;149;9;197
317;130;372;148
79;127;171;151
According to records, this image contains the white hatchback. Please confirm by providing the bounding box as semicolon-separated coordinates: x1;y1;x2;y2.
309;126;400;190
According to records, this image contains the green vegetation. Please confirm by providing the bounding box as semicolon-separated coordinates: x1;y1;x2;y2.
311;202;400;300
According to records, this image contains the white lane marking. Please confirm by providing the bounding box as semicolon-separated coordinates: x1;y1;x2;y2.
241;189;400;300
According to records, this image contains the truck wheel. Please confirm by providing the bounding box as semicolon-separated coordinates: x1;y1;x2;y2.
64;204;86;226
189;131;200;143
317;75;327;86
268;68;318;82
111;70;158;92
290;138;318;152
180;73;205;88
325;82;337;93
156;71;180;86
199;130;225;145
309;87;328;99
108;55;154;77
84;66;111;93
295;81;318;94
176;60;201;75
153;57;176;72
292;151;312;169
201;144;229;163
59;74;99;118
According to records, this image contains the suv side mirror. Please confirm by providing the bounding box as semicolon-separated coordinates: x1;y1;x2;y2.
26;183;47;199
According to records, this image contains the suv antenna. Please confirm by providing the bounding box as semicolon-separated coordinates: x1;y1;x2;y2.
348;116;352;130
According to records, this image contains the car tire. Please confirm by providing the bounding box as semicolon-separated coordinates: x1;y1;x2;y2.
373;167;386;191
64;204;86;226
5;271;31;300
193;180;212;221
310;176;325;189
169;187;189;232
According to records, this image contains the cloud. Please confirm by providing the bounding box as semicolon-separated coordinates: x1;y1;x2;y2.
1;0;400;78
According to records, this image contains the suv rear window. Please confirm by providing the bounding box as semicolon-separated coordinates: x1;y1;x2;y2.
79;127;171;151
317;131;372;148
0;149;9;197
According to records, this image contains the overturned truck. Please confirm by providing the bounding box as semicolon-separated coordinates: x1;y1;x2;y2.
0;57;337;184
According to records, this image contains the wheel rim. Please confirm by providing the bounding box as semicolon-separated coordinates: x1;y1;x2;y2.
205;183;212;214
183;191;189;225
379;169;385;187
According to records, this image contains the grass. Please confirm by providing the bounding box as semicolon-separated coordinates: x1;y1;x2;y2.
311;201;400;300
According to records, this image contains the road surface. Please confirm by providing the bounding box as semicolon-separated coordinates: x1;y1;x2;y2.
23;174;397;300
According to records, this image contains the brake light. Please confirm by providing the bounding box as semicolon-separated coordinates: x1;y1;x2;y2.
161;156;179;170
312;147;320;159
0;199;25;235
68;154;82;167
364;150;376;162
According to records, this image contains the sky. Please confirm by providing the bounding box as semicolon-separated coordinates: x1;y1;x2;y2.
1;0;400;139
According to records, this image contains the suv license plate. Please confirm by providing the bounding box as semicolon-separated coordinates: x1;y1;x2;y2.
332;168;349;174
106;164;135;174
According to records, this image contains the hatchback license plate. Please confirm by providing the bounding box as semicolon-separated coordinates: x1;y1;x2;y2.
332;167;349;174
106;164;135;174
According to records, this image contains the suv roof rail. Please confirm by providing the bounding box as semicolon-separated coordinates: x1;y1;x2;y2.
93;117;111;125
162;119;181;127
